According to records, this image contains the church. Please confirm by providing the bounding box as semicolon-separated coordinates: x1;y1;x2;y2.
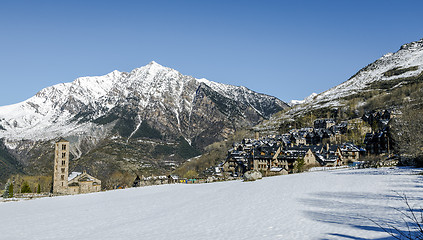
53;138;102;195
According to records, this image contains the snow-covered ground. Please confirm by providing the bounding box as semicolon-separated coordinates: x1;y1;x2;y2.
1;167;423;240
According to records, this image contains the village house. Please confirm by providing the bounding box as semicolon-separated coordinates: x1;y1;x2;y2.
53;139;101;195
222;149;249;176
338;143;364;163
250;145;290;174
347;118;372;136
314;119;336;129
132;175;177;187
304;148;321;166
330;133;342;144
314;144;342;167
291;132;307;145
364;127;391;155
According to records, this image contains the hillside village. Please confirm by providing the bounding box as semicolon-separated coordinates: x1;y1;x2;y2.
219;109;397;179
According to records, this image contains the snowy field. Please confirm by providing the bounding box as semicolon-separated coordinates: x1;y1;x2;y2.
1;167;423;240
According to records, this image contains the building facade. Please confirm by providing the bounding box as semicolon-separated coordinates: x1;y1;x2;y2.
68;171;101;195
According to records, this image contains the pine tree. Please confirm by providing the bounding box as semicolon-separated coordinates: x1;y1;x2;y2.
295;157;305;173
8;183;13;198
21;181;31;193
2;182;10;198
37;183;41;194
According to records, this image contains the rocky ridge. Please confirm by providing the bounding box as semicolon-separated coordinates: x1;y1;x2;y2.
0;61;288;186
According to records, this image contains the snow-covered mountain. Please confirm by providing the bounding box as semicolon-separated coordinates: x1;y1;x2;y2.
256;38;423;133
0;61;287;142
0;61;288;184
309;38;423;108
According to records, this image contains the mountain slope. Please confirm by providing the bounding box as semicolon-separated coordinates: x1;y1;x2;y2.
257;38;423;132
0;62;288;185
313;39;423;106
0;140;23;185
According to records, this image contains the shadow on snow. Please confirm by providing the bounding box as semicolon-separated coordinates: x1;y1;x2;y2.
300;171;423;239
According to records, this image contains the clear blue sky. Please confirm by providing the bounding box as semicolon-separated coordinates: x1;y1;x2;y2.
1;0;423;106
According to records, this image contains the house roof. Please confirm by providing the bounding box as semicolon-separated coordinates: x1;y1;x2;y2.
68;172;82;181
339;143;361;152
57;138;69;143
68;171;100;183
315;154;338;163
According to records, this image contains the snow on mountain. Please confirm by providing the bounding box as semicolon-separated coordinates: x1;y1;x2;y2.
289;93;318;106
1;167;422;239
255;39;423;134
312;38;423;105
0;61;288;142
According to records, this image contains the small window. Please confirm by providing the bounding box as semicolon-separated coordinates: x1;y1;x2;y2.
62;182;64;186
62;160;66;166
61;175;64;180
62;152;66;158
61;168;65;173
62;144;67;151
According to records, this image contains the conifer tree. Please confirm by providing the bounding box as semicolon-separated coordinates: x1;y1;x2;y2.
21;181;31;193
8;183;13;198
295;157;305;173
37;183;41;194
2;182;10;198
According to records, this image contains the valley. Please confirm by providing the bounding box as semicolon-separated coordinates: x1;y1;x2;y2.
1;38;423;193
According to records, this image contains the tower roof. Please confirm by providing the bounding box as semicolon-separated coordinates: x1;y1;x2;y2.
57;137;69;143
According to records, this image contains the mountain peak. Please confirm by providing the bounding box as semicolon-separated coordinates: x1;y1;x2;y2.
146;61;167;69
400;38;423;51
147;61;169;71
105;70;122;77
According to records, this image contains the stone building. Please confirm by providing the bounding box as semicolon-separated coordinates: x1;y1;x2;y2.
53;138;70;194
53;138;101;195
67;171;101;195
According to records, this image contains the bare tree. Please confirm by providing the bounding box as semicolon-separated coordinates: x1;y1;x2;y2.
390;107;423;166
369;194;423;240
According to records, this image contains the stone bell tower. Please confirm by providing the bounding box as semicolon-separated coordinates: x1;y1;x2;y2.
53;138;70;194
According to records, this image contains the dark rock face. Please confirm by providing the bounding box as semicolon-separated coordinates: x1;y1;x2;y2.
0;140;23;187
